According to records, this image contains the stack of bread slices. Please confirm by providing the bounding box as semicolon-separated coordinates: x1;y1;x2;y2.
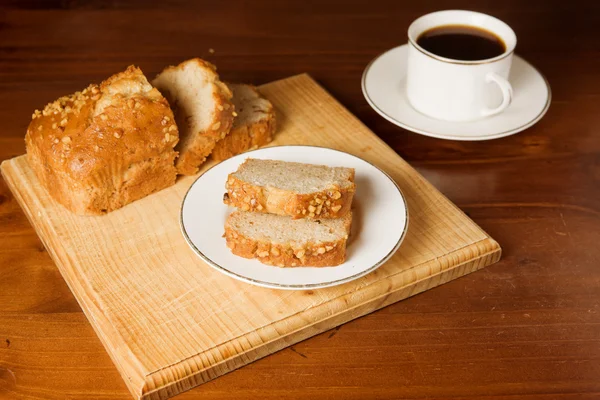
223;159;356;267
25;58;276;215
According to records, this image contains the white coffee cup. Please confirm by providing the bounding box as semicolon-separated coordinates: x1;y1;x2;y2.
406;10;517;122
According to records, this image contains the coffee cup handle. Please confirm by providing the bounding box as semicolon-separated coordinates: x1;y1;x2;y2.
481;72;513;118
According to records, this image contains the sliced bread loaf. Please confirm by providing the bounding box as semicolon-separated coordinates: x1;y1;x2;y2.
211;84;276;161
224;159;355;219
153;58;235;175
225;211;352;267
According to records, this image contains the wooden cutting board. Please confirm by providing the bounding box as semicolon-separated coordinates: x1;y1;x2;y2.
1;74;501;400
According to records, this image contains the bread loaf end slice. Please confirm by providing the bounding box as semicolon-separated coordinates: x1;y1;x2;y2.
211;84;276;161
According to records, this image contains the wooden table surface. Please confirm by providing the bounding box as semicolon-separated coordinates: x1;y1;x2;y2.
1;1;599;399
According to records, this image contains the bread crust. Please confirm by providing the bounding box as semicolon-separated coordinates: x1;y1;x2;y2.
224;213;351;267
153;58;234;175
211;85;276;161
223;174;355;219
25;65;178;215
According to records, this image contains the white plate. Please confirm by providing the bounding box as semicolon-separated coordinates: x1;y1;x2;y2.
180;146;408;290
362;44;551;141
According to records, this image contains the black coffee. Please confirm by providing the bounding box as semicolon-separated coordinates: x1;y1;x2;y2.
416;24;506;61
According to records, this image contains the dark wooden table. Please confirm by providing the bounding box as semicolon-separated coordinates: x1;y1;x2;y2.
1;1;599;399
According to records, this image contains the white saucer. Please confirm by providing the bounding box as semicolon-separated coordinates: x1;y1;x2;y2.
180;146;408;290
362;45;551;141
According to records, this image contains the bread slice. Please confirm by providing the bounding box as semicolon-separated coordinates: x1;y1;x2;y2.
153;58;235;175
225;211;352;267
211;84;276;161
25;65;178;215
224;159;355;219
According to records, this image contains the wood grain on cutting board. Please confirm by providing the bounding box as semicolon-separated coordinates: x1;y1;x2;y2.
1;74;501;400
